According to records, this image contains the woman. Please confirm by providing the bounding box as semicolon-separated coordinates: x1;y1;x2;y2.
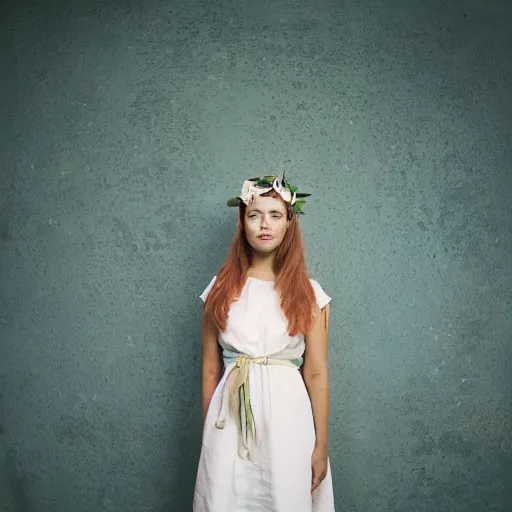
193;174;335;511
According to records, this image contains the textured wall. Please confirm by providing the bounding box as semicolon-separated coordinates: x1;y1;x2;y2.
1;0;511;510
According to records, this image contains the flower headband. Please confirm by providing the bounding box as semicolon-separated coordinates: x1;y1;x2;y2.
227;173;311;216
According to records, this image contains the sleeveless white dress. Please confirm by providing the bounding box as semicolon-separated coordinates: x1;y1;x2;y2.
193;275;335;511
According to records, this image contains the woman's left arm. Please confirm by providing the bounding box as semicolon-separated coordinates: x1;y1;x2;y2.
303;303;331;491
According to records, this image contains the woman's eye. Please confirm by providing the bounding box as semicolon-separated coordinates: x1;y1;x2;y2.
248;214;281;219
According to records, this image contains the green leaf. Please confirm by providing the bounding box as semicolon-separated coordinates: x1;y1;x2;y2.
256;178;274;187
227;198;241;207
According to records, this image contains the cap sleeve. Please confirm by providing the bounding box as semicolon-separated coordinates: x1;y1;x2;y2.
310;279;332;310
199;275;217;303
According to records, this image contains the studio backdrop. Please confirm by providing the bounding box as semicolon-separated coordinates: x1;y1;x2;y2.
1;0;511;511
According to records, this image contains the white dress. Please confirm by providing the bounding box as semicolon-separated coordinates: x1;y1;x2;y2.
193;275;335;512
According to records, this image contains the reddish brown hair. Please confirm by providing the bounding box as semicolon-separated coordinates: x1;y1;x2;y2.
204;190;318;336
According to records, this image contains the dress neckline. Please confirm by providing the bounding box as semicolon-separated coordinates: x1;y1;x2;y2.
247;276;276;284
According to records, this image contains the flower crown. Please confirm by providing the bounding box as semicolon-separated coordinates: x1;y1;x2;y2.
227;172;311;216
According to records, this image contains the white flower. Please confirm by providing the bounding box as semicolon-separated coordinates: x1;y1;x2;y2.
291;190;297;205
271;177;294;204
272;177;281;194
280;187;292;203
239;180;272;205
239;180;258;205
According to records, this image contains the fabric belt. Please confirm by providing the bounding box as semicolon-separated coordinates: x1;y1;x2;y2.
215;351;300;460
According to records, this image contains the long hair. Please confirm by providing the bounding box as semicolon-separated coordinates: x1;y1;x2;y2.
204;190;318;336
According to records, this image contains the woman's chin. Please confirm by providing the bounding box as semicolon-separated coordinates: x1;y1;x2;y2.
250;243;276;254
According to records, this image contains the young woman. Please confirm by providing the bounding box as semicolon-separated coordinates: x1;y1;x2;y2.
193;174;335;511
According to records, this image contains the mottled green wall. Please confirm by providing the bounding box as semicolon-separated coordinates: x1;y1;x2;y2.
1;0;511;511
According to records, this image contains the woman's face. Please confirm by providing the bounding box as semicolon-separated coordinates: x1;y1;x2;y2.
244;194;289;255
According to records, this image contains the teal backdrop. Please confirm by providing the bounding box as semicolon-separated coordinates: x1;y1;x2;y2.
1;0;511;511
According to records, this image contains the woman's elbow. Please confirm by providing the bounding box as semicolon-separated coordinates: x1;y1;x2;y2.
303;364;328;383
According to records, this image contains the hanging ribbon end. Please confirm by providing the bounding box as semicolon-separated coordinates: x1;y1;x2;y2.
238;447;251;460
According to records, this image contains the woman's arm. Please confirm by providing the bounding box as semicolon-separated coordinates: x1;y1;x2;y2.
201;308;222;425
303;303;331;491
303;303;330;447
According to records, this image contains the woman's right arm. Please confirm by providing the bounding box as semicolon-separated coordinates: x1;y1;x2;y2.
201;309;222;425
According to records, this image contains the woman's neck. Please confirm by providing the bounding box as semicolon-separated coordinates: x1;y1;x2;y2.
248;254;276;281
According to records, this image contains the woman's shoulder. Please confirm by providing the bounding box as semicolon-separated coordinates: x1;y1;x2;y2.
309;278;332;310
308;277;326;290
199;275;217;303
